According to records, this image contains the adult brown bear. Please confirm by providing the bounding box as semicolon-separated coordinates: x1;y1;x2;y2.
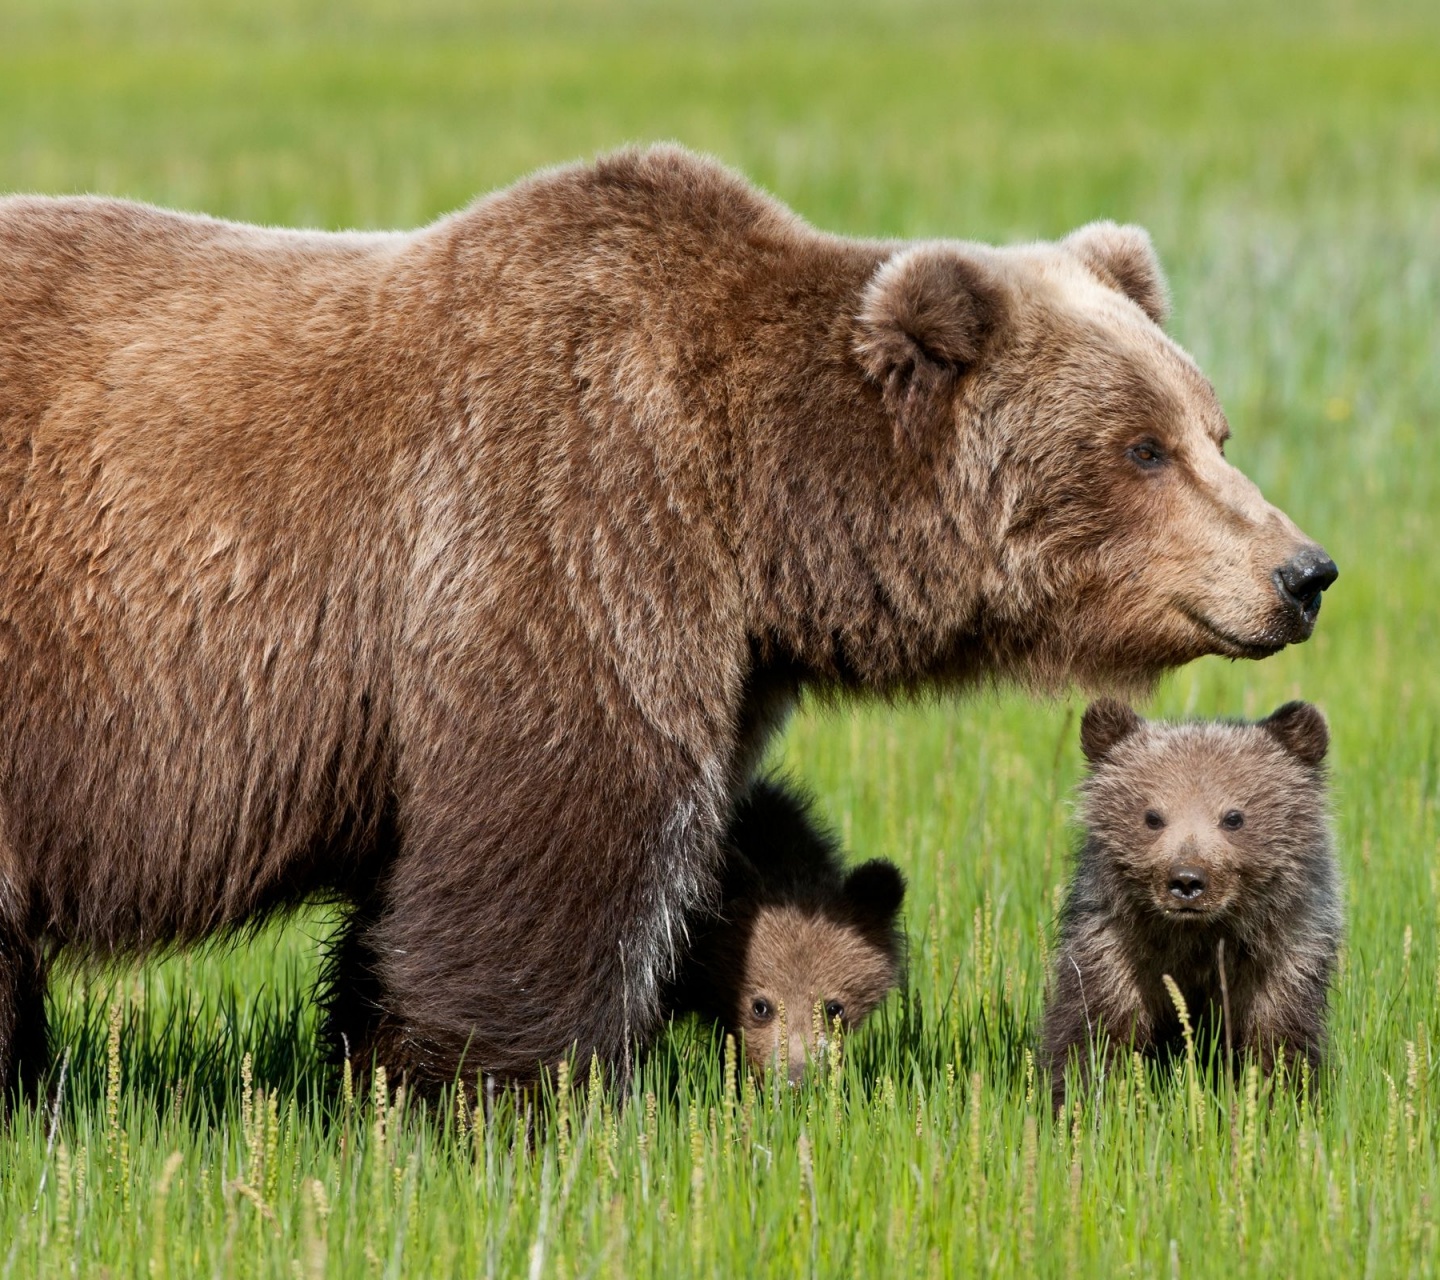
0;146;1335;1095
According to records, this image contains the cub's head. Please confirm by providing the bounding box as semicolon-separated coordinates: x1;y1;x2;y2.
1077;699;1334;936
720;860;905;1084
853;224;1336;692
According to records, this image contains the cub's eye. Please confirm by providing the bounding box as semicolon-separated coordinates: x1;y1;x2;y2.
1221;810;1245;831
1144;810;1165;830
750;998;773;1022
1127;441;1167;470
824;1000;845;1024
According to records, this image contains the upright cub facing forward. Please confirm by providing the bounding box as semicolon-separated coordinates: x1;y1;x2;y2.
1043;701;1340;1103
669;780;905;1083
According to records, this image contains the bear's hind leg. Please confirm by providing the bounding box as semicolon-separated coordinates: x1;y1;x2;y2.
0;918;49;1109
318;899;392;1079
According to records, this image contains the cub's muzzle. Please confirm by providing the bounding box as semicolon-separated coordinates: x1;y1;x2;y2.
1167;866;1207;903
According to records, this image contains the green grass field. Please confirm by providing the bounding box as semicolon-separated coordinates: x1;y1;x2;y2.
3;0;1440;1274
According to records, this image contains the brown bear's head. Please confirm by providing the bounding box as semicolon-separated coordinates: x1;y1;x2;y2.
718;859;905;1085
1076;699;1335;939
852;223;1337;694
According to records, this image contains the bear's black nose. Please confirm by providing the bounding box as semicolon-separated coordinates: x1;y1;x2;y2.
1168;868;1207;902
1275;548;1339;620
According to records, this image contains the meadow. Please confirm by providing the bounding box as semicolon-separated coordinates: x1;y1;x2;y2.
2;0;1439;1273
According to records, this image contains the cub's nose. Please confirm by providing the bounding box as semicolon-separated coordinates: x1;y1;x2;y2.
1168;867;1208;902
1275;548;1339;621
787;1053;809;1087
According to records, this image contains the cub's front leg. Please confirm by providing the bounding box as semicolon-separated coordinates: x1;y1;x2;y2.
1241;961;1332;1077
1042;925;1153;1109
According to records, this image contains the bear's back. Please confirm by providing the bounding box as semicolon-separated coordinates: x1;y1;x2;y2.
0;198;425;947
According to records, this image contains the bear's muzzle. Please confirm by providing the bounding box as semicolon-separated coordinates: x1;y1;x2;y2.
1273;546;1339;638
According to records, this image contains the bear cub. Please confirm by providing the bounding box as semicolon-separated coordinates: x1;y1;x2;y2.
669;780;905;1084
1042;700;1341;1105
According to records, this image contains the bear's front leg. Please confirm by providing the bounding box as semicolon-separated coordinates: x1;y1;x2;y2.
329;727;729;1092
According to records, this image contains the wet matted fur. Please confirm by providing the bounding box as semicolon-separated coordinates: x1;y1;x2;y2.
0;145;1334;1095
1042;701;1341;1107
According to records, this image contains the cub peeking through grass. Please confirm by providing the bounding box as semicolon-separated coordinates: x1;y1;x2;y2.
1043;700;1341;1107
669;779;905;1084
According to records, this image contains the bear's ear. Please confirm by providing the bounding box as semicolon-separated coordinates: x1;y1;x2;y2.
854;245;1006;448
841;859;906;931
1261;701;1329;767
1080;699;1143;764
1063;221;1170;327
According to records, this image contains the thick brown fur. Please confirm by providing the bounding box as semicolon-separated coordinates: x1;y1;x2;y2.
1042;701;1341;1107
0;145;1334;1097
666;779;905;1083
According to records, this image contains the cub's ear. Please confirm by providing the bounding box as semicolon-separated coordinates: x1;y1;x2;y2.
854;245;1006;448
1063;221;1170;326
1261;701;1329;767
841;859;906;930
1080;699;1143;764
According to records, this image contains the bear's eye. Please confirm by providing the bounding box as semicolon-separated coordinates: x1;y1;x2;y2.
1127;441;1167;470
1221;810;1245;831
750;998;773;1022
824;1000;845;1024
1144;810;1165;830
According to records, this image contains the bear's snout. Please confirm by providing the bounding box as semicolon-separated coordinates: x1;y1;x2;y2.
1273;546;1339;634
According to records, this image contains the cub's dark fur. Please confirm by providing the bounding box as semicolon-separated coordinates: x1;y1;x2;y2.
669;780;905;1082
1043;700;1341;1105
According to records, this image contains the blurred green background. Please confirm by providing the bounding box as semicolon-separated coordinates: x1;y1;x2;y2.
2;1;1439;1275
6;0;1438;233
